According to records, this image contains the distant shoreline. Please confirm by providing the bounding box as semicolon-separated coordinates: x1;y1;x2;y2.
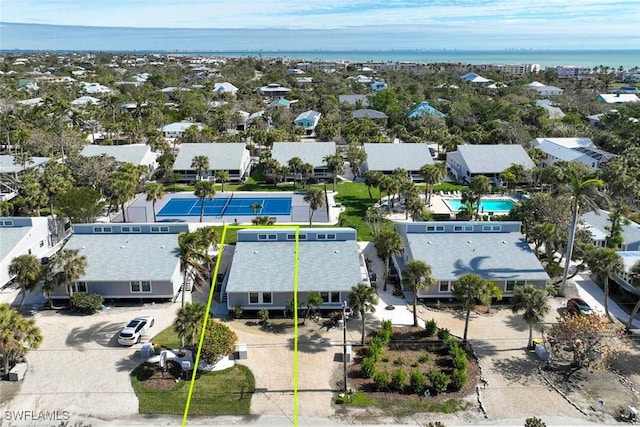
2;49;640;69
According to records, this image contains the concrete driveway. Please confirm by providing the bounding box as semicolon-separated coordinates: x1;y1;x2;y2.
0;301;181;422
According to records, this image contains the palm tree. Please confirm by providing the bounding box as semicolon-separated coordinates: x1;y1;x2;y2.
349;282;378;344
402;260;433;327
191;155;210;181
8;254;42;310
453;273;500;342
374;229;403;292
53;249;88;298
215;170;229;192
303;291;323;325
585;247;623;322
250;202;263;219
145;182;164;222
173;302;207;347
406;197;425;221
511;284;550;349
468;175;492;219
556;170;606;296
364;170;383;201
303;188;325;226
0;304;43;377
625;261;640;331
194;180;216;222
287;157;304;189
323;153;345;192
420;163;446;206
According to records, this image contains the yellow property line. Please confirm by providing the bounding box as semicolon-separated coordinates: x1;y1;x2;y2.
182;224;302;427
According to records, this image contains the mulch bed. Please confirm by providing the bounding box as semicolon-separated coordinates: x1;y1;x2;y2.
135;362;183;390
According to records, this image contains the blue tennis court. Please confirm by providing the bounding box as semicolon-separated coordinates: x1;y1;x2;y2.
157;196;293;217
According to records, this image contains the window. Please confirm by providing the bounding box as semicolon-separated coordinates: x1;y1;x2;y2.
132;226;141;232
258;234;267;240
317;234;326;240
331;292;340;303
327;234;336;240
151;226;169;233
426;225;445;232
321;292;329;303
454;225;473;232
267;234;277;240
506;280;525;292
1;220;13;226
482;225;492;232
74;282;87;293
249;292;259;304
439;282;449;292
248;292;271;304
286;234;307;240
39;240;44;247
131;281;151;293
258;234;276;240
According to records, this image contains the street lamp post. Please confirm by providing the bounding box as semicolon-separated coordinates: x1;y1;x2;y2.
342;300;348;393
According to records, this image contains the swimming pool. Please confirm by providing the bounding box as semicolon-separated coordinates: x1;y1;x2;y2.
445;198;515;213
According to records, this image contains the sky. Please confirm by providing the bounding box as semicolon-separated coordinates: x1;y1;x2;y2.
1;0;640;50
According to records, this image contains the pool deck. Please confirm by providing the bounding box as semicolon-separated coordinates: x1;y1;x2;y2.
103;190;344;226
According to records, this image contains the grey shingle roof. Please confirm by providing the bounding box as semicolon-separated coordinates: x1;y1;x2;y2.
456;144;534;173
271;142;336;168
405;231;549;282
0;227;29;264
173;143;247;171
353;109;388;119
364;143;434;171
80;144;152;166
225;240;362;293
63;234;180;282
582;211;640;246
0;155;50;174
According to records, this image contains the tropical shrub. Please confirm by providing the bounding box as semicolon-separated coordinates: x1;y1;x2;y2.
391;369;407;392
361;356;376;378
437;328;451;340
428;371;451;394
425;318;438;336
450;368;467;391
373;370;389;391
231;305;243;319
257;308;269;324
201;320;238;364
410;370;427;394
70;293;103;314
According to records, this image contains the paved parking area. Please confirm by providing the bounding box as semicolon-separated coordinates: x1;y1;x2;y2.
0;301;181;422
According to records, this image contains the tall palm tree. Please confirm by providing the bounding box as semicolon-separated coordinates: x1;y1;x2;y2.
374;229;403;292
453;273;500;342
625;261;640;331
0;304;43;377
145;182;164;222
323;153;344;192
585;247;623;322
173;302;207;347
349;282;378;344
511;284;550;349
303;188;324;226
364;170;383;201
8;254;42;310
420;163;446;206
287;157;304;189
402;260;433;327
54;249;88;298
191;155;210;181
468;175;492;219
556;170;606;296
215;170;229;192
194;180;216;223
406;197;425;221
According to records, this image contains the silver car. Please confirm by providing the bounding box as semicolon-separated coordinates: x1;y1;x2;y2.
118;315;155;346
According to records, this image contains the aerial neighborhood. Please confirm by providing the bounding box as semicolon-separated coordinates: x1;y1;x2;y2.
1;52;640;424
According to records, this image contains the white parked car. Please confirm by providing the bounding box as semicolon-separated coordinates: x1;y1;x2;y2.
118;315;155;346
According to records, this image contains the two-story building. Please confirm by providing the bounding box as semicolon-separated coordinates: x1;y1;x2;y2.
172;143;252;183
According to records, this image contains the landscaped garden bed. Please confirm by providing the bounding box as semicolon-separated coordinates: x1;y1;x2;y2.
343;320;479;413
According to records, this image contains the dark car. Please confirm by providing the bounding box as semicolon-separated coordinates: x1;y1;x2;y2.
566;298;594;316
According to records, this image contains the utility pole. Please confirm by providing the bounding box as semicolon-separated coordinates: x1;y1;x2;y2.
342;300;348;393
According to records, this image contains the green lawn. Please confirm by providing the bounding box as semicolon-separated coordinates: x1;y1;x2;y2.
334;182;379;241
131;363;255;415
340;392;471;414
137;326;256;415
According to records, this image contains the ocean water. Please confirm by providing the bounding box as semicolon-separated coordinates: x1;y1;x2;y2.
1;22;639;69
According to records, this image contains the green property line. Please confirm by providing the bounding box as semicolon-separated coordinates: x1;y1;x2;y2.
181;224;302;427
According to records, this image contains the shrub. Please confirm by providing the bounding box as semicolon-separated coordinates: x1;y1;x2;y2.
257;309;269;324
231;305;243;319
452;354;468;371
437;328;451;341
425;318;438;336
390;369;407;392
418;353;431;364
410;370;427;394
450;368;467;391
377;321;392;345
393;357;405;366
70;293;103;314
373;370;389;390
201;320;238;364
367;336;385;361
524;417;547;427
428;371;451;394
361;356;376;378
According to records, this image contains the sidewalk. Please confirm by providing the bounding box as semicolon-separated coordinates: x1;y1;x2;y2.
573;273;640;329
